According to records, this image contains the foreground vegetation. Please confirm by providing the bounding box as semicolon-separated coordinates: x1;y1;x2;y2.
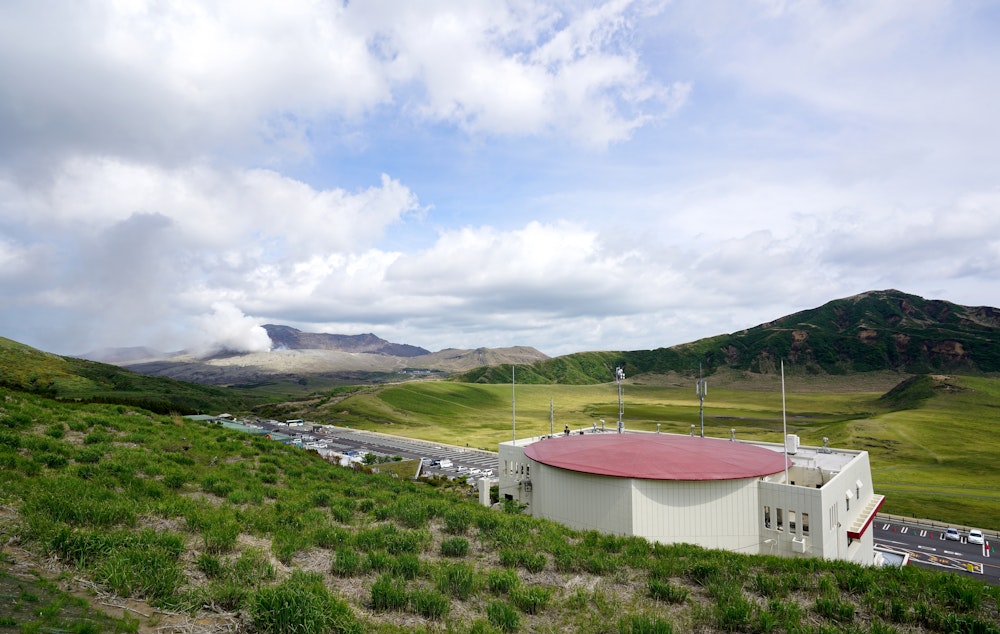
2;388;998;633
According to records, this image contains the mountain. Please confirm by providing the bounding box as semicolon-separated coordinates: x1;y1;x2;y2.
0;336;254;413
120;336;549;386
263;324;431;357
457;290;1000;384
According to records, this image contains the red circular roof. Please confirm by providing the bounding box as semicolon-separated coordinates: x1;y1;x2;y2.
523;433;789;481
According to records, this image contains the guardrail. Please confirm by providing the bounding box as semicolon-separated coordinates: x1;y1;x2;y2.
877;513;998;541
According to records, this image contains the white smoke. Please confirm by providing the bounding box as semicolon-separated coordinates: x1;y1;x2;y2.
194;302;272;355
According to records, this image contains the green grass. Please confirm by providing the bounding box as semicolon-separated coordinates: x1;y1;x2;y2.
2;380;1000;633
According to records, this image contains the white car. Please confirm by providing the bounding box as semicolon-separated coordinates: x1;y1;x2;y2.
945;527;961;541
968;529;984;545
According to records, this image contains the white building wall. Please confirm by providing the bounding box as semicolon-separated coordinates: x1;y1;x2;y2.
817;451;878;565
499;437;879;566
759;480;825;558
530;463;632;535
632;477;760;552
759;450;876;564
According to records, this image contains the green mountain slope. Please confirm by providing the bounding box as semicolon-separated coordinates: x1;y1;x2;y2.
0;336;255;414
456;290;1000;384
2;385;998;632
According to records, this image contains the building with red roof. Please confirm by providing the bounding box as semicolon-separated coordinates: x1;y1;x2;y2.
498;430;883;564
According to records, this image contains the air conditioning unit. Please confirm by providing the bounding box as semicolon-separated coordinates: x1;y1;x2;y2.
785;434;800;455
791;537;807;553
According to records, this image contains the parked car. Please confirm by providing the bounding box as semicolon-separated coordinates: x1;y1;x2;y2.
945;527;961;541
968;529;984;545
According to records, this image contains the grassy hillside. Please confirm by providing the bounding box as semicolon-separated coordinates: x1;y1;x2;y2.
0;336;261;414
279;371;1000;531
2;387;998;633
455;290;1000;384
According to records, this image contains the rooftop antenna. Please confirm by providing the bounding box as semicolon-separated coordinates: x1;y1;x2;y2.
781;360;789;484
695;363;707;438
615;365;626;433
511;365;516;442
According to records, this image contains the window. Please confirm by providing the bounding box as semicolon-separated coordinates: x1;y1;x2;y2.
788;510;797;534
802;513;810;536
764;506;772;529
776;508;784;531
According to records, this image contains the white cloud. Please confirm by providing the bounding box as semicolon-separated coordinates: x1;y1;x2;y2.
1;0;998;359
4;158;419;257
0;0;672;175
192;302;272;354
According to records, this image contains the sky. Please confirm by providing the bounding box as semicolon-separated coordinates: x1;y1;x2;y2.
1;0;999;359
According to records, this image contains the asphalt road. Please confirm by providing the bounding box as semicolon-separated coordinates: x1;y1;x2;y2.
260;422;501;478
874;517;998;585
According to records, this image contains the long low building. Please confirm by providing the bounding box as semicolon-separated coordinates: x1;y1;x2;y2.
498;429;884;564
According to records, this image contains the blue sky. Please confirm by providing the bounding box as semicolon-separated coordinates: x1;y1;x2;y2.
1;0;998;358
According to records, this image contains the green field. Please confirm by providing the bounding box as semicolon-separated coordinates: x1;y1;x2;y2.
2;386;998;633
293;371;1000;531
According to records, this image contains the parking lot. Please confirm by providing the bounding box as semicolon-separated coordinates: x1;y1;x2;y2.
255;421;500;480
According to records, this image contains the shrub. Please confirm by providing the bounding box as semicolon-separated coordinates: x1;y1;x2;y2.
248;571;360;634
436;562;479;600
354;524;428;554
311;525;350;549
391;553;422;580
95;546;184;603
618;614;674;634
443;508;471;534
499;548;546;573
487;568;520;595
486;600;519;633
331;549;364;578
365;551;393;573
814;595;855;623
370;574;409;612
231;548;275;586
197;552;224;579
441;537;470;557
162;471;186;490
510;585;551;614
330;501;354;524
83;431;113;445
409;587;450;620
202;520;239;554
201;580;246;611
647;579;689;604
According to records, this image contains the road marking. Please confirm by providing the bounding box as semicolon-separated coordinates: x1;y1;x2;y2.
876;539;909;547
919;530;927;537
901;527;909;534
917;545;937;552
881;523;890;530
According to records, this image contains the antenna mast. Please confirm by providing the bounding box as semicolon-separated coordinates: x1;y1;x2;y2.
615;366;626;433
511;365;516;442
781;360;789;484
695;363;707;438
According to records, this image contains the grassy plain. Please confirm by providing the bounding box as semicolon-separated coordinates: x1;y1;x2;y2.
2;386;998;633
306;371;1000;530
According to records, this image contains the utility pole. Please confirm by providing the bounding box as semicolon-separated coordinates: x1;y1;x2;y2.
615;366;625;433
696;363;707;438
